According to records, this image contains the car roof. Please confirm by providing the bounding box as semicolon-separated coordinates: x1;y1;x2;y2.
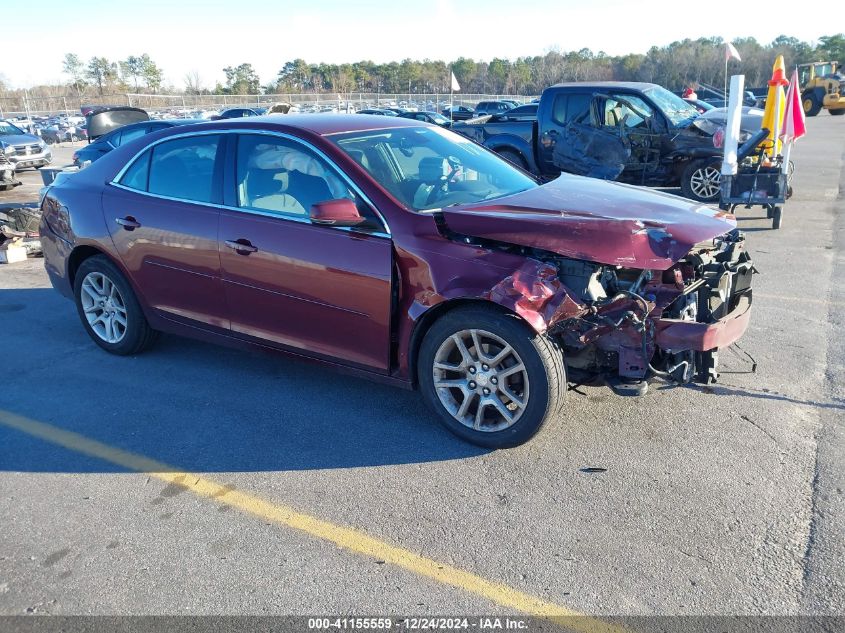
175;114;428;136
102;118;204;134
550;81;661;91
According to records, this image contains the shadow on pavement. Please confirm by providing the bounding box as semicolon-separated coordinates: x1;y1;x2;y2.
0;288;489;474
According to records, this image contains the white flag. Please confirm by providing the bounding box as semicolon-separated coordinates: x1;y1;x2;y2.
451;71;461;92
725;42;741;62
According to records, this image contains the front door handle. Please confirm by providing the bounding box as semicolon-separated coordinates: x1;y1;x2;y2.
224;239;258;254
115;216;141;230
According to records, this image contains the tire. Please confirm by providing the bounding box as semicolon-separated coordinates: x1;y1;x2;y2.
772;206;783;230
497;149;528;170
73;255;158;355
681;159;722;203
417;305;565;448
803;92;822;117
830;108;845;116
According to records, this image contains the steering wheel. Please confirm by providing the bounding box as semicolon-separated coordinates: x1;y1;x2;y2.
445;155;463;183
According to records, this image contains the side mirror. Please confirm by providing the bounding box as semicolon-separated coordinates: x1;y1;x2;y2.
309;198;365;227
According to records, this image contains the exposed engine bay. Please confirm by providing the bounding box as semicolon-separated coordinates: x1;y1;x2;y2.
548;229;754;390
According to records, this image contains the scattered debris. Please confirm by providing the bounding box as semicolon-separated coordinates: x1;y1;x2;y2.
579;467;607;473
0;207;43;260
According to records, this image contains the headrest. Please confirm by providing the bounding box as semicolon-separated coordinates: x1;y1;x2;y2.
418;157;450;183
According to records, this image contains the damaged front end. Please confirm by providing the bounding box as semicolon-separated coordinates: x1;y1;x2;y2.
437;174;756;395
1;151;21;191
554;230;753;392
484;230;754;394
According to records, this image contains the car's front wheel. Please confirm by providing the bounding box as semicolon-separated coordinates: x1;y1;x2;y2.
681;159;722;203
418;306;565;448
73;255;158;355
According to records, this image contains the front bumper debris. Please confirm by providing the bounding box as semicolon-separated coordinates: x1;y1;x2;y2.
655;292;752;352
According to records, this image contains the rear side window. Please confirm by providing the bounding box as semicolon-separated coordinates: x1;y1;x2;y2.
118;125;148;147
552;93;594;125
148;135;222;203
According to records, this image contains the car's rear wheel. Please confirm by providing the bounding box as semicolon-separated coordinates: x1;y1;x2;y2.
681;159;722;203
73;255;158;355
418;306;565;448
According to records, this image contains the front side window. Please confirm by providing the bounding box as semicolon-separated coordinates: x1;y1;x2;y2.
235;134;383;231
604;95;654;128
147;135;222;203
331;126;538;211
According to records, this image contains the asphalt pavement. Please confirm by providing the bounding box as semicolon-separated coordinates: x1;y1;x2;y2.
0;122;842;621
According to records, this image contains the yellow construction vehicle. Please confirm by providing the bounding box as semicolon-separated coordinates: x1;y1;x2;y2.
799;61;845;116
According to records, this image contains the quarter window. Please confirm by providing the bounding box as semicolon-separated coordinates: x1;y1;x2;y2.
119;149;151;191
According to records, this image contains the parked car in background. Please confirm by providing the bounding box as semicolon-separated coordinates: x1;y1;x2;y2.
452;81;759;202
210;108;263;120
473;101;515;117
73;119;205;166
441;105;474;120
497;104;538;120
0;119;52;170
398;111;451;126
41;115;753;448
357;108;398;116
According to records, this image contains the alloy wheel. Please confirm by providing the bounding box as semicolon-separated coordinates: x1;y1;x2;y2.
432;329;529;432
80;272;128;344
689;165;721;200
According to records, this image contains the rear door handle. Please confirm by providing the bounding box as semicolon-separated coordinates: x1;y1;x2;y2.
115;216;141;230
224;239;258;254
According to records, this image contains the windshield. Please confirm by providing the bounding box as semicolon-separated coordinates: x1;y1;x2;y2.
330;126;538;211
645;86;700;127
0;121;25;136
429;113;450;124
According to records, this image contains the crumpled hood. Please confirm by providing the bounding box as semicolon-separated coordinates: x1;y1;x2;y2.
440;173;737;270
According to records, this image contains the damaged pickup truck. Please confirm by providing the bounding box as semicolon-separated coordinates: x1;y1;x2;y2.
451;81;755;203
40;116;753;448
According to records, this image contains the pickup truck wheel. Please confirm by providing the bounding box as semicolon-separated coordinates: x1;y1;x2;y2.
497;149;528;170
830;108;845;116
681;160;722;203
418;306;565;449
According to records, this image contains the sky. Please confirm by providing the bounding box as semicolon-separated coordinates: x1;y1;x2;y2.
1;0;829;90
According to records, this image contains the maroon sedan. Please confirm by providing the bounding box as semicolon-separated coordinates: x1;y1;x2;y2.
40;115;753;448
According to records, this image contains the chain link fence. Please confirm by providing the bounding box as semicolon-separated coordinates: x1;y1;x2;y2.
1;92;539;118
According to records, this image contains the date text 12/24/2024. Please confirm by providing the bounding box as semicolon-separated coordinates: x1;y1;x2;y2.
307;618;530;630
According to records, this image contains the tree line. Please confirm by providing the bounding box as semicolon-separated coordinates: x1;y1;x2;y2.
1;34;843;110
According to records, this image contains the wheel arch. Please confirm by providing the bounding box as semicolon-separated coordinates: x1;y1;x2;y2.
407;298;524;388
67;244;111;288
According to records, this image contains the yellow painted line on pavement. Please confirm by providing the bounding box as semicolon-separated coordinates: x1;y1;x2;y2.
0;409;627;632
